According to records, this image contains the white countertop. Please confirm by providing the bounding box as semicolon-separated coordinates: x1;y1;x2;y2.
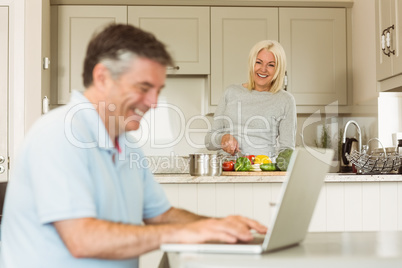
154;173;402;183
164;231;402;268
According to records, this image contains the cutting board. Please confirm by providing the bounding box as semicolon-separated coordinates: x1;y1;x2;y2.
222;171;287;176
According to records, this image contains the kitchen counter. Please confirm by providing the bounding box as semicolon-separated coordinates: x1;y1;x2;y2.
154;173;402;184
163;231;402;268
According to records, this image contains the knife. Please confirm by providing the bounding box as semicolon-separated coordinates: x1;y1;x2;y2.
235;150;245;158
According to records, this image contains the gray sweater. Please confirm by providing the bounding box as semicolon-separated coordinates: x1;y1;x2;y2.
205;84;296;157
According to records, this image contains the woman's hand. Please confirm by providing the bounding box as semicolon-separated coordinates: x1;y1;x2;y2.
221;134;239;155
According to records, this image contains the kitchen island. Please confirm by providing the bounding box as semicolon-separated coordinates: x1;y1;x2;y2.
162;231;402;268
153;173;402;233
139;173;402;267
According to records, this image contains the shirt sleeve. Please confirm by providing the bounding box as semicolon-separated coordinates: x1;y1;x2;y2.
142;165;171;220
278;93;297;151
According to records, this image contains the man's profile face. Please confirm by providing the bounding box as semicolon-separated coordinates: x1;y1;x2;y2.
106;57;167;133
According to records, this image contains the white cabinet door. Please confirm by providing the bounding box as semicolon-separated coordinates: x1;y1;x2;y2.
128;6;210;75
210;7;279;105
376;0;394;81
376;0;402;83
57;6;127;104
0;7;8;182
279;8;347;105
393;0;402;77
375;0;402;91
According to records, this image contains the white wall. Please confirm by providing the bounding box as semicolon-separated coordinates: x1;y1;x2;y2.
378;92;402;147
132;76;211;156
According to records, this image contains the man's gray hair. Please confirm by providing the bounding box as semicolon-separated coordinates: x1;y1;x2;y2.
100;50;138;80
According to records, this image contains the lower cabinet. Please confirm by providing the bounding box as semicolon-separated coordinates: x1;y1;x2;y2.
140;181;402;267
161;182;402;231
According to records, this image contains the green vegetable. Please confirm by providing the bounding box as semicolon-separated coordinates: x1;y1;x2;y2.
235;157;252;171
260;163;278;171
276;148;294;171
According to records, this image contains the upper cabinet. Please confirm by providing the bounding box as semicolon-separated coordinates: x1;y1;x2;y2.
280;8;347;105
210;7;347;106
375;0;402;91
55;4;348;107
128;6;210;75
210;7;279;105
57;6;127;104
56;5;209;104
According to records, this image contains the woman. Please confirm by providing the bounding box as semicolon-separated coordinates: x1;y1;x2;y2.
205;40;296;158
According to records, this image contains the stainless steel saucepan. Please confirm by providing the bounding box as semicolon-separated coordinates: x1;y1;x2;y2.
188;153;225;176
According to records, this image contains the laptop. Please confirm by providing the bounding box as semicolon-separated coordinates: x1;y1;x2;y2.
161;147;334;254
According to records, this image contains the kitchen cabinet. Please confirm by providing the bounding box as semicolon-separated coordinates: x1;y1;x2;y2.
57;6;127;104
55;5;349;106
280;8;347;105
0;6;8;183
210;7;347;106
161;181;402;232
375;0;402;91
56;5;209;104
210;7;279;105
141;174;401;267
25;0;52;129
128;6;210;75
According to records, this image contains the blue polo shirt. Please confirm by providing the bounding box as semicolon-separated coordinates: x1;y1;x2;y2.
1;91;171;268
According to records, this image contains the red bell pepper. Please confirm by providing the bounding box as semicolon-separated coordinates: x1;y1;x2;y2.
245;155;255;165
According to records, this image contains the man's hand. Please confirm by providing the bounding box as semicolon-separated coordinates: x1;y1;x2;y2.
162;215;267;244
221;134;239;155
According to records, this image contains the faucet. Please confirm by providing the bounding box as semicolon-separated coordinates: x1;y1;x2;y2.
342;120;362;173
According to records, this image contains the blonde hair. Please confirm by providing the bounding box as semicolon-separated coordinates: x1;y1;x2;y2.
246;40;287;93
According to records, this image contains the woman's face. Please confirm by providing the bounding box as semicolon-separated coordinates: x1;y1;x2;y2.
253;49;276;91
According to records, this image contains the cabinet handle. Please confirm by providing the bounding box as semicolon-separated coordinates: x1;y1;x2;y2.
382;25;395;57
167;66;180;70
42;96;49;114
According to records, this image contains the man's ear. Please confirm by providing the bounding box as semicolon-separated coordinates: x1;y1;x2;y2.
92;63;110;91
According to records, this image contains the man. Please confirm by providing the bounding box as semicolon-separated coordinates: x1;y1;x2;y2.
0;24;266;267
